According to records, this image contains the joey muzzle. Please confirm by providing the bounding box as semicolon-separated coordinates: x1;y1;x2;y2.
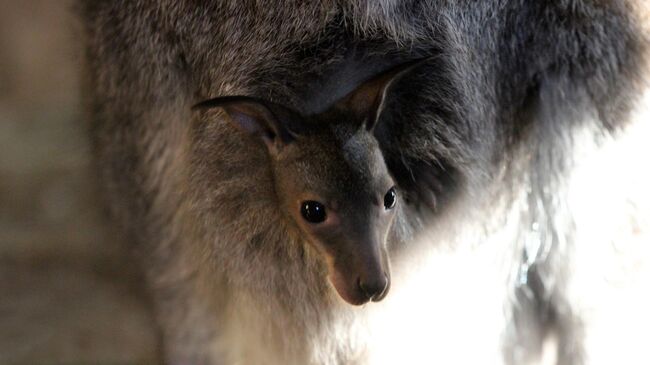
325;239;391;306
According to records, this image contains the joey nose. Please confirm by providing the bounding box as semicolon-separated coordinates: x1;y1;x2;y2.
358;274;389;302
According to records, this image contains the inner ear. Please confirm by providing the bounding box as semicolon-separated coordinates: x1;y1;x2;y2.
193;95;300;149
336;58;430;131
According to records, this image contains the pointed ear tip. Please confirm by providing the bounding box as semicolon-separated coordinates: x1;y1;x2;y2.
192;98;228;111
192;96;259;112
191;101;208;110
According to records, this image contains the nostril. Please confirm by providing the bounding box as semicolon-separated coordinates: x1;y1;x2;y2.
358;275;389;301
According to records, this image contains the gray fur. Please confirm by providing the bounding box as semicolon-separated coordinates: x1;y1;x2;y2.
79;1;647;364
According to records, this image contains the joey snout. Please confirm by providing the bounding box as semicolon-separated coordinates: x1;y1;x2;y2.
318;233;392;306
294;194;397;305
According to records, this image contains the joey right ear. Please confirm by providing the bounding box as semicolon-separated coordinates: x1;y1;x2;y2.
193;95;298;151
337;57;431;131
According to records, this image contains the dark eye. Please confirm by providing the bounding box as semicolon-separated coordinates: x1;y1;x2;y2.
384;187;397;209
300;201;327;223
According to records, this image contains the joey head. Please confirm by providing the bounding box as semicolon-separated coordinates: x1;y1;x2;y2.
193;63;420;305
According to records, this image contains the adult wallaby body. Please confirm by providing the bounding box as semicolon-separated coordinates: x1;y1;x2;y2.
80;1;649;364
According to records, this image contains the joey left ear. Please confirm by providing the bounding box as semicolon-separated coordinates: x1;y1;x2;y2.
193;95;301;151
337;58;430;131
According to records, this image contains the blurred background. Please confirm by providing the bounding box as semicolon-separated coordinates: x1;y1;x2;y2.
0;1;159;363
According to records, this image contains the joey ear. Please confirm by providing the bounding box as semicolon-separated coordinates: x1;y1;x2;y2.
337;58;430;131
193;95;298;151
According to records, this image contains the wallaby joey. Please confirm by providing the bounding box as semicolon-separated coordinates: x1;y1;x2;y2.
192;62;418;305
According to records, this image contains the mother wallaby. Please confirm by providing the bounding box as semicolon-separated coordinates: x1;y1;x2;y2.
80;1;648;364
